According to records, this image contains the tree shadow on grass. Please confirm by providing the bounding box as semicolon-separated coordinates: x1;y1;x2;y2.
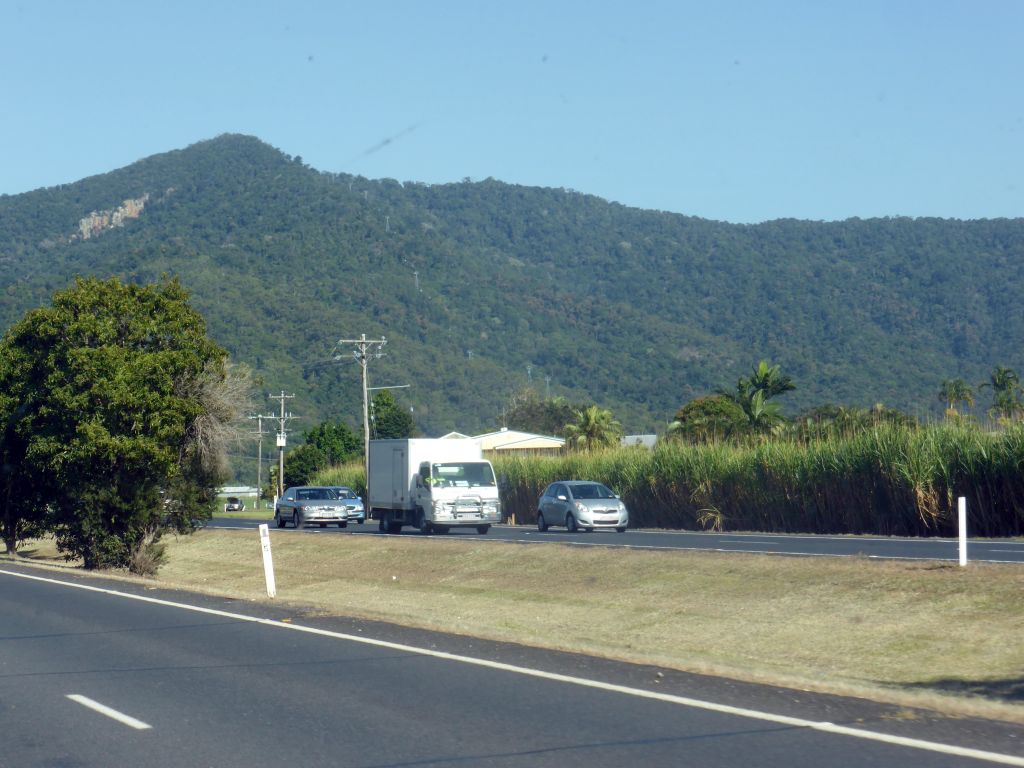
900;677;1024;703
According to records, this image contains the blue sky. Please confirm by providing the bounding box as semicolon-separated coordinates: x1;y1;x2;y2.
2;0;1021;223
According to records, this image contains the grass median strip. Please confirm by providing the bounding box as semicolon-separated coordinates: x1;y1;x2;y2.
147;528;1024;722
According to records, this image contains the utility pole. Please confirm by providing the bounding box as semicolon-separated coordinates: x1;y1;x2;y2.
268;392;296;498
248;412;277;508
333;334;387;494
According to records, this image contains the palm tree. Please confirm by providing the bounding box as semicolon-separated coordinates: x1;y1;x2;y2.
980;365;1023;422
746;359;796;399
563;405;622;451
938;378;974;416
717;359;796;433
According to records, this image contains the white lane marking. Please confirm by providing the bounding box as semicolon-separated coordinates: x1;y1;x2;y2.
66;694;152;730
2;568;1019;766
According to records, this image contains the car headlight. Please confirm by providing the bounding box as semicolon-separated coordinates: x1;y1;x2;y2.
575;502;587;514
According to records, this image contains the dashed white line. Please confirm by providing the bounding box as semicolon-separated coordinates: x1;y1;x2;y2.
66;694;152;730
3;569;1020;765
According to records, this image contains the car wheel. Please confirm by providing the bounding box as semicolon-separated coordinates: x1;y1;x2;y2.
616;526;627;533
338;521;347;528
275;511;285;529
357;519;364;524
566;514;578;533
476;525;490;534
293;511;301;529
378;517;387;532
536;512;548;532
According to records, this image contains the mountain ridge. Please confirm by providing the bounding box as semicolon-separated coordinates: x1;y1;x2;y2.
1;134;1022;435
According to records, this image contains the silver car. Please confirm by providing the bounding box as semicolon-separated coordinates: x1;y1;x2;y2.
536;481;629;533
275;486;348;528
329;486;366;523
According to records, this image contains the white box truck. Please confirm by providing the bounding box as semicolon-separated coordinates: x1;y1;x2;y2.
368;438;501;534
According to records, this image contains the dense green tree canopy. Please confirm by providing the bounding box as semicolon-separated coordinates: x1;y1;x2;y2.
0;277;237;570
370;390;416;439
284;444;328;487
500;387;580;437
305;418;361;463
669;395;747;443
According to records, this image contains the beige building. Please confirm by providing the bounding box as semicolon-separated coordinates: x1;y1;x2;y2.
473;427;565;456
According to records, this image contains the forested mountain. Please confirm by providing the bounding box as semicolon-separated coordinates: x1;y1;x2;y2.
2;134;1022;436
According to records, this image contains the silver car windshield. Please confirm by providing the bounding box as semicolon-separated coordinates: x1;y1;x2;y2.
297;488;337;500
571;484;615;499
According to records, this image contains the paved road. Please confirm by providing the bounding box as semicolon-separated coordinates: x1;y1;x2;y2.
210;517;1024;564
2;563;1021;767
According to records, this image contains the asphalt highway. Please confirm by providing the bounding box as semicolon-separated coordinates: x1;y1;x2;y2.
210;517;1024;564
2;563;1022;767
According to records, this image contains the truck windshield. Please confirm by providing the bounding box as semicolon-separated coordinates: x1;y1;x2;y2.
432;462;496;487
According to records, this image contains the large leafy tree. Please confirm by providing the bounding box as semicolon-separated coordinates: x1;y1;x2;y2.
305;419;361;464
0;350;47;554
283;444;327;487
564;405;622;451
667;395;747;443
0;277;239;571
500;387;579;437
370;390;416;439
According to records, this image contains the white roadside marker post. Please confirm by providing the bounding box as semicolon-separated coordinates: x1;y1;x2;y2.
958;496;968;567
259;523;277;597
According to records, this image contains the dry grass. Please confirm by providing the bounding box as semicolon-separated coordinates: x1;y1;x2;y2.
149;529;1024;722
8;530;1023;722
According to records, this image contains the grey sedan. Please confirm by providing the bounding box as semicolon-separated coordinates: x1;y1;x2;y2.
329;486;366;523
275;486;348;529
536;481;628;533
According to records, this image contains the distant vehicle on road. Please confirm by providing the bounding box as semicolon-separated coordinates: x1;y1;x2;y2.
275;486;348;529
368;438;500;534
329;486;366;523
223;496;245;513
536;481;628;533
